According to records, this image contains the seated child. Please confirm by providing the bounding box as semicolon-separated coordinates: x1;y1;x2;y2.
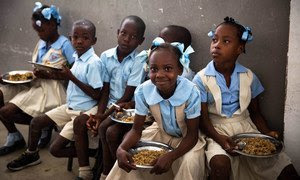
193;17;299;180
6;19;104;176
83;15;146;179
106;40;206;180
0;2;75;155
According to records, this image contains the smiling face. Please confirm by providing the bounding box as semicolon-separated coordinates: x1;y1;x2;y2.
210;24;243;66
117;19;144;58
71;25;96;57
149;47;182;99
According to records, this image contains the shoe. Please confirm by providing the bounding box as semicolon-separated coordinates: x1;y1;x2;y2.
0;138;26;156
38;126;53;149
7;151;41;171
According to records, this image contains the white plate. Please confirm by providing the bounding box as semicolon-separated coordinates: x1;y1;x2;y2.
28;61;62;70
2;70;33;84
231;133;284;158
110;109;135;124
129;140;173;169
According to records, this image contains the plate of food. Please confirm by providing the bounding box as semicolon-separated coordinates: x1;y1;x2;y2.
231;133;283;158
28;61;62;70
129;140;173;169
2;70;34;84
110;109;135;124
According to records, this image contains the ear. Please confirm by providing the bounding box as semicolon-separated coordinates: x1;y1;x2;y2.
237;44;244;54
93;37;97;45
139;36;145;45
117;29;120;36
68;35;72;41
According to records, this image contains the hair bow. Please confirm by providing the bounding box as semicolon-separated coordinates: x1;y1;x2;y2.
151;37;194;72
33;2;61;25
241;27;253;42
136;49;151;72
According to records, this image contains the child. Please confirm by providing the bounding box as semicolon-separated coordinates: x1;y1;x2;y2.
193;17;299;180
6;19;104;176
0;2;75;155
83;15;146;179
106;40;206;180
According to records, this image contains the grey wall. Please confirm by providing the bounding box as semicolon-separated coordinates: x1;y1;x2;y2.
0;1;290;134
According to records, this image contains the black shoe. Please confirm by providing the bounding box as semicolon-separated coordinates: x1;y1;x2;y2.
0;138;26;156
7;151;41;171
38;126;53;149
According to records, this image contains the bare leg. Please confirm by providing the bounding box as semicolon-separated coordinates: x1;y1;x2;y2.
99;117;115;175
73;114;90;166
278;164;299;180
28;114;55;151
209;155;231;180
0;90;4;107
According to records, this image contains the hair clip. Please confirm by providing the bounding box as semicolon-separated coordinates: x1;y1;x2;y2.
35;20;42;27
207;30;215;38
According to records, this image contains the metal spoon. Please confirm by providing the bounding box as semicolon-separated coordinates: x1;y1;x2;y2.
236;141;246;150
111;103;133;116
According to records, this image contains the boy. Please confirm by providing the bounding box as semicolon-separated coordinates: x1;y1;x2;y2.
84;15;146;180
6;19;104;177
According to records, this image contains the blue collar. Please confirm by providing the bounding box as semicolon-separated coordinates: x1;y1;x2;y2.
143;76;194;106
38;35;68;50
106;46;136;60
73;47;95;62
204;60;248;76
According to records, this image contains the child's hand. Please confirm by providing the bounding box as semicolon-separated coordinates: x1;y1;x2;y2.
265;131;279;139
59;64;73;80
217;135;237;154
116;147;136;172
86;114;98;136
150;153;174;175
118;102;135;110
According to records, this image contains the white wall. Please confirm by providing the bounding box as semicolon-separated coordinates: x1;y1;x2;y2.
284;0;300;173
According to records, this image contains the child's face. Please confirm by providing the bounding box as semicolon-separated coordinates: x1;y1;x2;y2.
71;25;96;57
32;19;56;41
117;19;144;56
210;24;243;65
149;49;181;97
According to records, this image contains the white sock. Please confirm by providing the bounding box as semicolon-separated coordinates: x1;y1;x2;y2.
100;173;107;180
26;149;38;154
4;132;23;146
78;166;93;180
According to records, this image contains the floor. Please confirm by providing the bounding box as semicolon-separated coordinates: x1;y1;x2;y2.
0;123;79;180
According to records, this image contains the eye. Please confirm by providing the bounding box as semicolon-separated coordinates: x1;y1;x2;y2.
120;31;126;36
130;35;138;40
164;66;173;72
224;40;230;44
212;38;217;43
72;35;78;40
150;67;158;72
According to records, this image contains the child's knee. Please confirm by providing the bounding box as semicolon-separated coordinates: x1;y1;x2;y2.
0;103;16;120
98;119;111;139
73;115;88;133
30;115;48;130
210;155;231;174
106;125;120;142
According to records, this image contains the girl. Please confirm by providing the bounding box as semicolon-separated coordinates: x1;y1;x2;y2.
106;39;206;180
0;2;74;155
193;17;299;180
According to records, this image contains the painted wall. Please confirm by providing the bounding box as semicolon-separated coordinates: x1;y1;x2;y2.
284;0;300;172
0;0;297;169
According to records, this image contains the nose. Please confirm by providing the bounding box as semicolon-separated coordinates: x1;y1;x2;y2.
123;34;130;43
77;37;83;44
156;69;164;78
213;40;220;49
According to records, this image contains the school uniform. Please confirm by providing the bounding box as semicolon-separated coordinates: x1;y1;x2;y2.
106;76;206;180
193;60;291;180
101;47;146;105
0;35;75;117
46;47;103;142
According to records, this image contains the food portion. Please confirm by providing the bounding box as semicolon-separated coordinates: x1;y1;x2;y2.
113;111;134;123
8;72;33;81
240;137;276;156
132;149;167;166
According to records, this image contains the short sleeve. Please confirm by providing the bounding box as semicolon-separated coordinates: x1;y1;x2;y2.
100;53;110;83
184;86;201;119
192;74;208;102
251;73;264;98
127;59;146;87
62;40;75;64
86;58;104;89
134;85;149;116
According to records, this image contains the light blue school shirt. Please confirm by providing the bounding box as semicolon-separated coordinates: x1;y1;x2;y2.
66;47;104;111
36;35;75;64
192;60;264;118
135;76;201;137
101;47;146;105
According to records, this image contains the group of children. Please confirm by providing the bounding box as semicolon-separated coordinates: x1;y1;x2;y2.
0;2;299;180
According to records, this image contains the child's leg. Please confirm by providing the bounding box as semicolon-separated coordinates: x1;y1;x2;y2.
99;117;114;175
49;135;75;157
209;155;231;180
0;89;4;107
278;164;299;180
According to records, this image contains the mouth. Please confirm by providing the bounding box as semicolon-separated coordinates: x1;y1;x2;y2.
119;44;130;50
211;51;221;58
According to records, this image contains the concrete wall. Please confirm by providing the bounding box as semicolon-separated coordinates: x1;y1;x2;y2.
284;0;300;172
0;0;297;169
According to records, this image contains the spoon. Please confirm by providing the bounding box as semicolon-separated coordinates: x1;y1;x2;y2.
236;141;246;150
111;103;133;116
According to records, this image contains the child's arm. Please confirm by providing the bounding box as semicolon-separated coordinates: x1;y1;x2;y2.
248;96;279;138
116;114;146;172
150;117;199;175
200;103;236;151
115;86;136;104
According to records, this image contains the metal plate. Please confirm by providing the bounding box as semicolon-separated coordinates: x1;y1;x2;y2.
231;133;284;158
29;61;62;70
110;109;135;124
2;70;33;84
129;140;173;169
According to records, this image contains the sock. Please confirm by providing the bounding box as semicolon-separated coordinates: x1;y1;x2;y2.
100;173;107;180
78;166;93;180
4;132;23;146
26;149;38;154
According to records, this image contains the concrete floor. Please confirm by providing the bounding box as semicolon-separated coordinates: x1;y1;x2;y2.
0;123;79;180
